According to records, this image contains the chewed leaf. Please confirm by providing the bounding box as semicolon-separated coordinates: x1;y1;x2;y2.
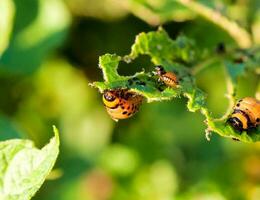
184;88;207;112
92;71;181;102
92;29;204;104
92;55;198;103
91;29;206;114
126;28;197;64
0;126;60;200
127;28;177;62
91;28;260;143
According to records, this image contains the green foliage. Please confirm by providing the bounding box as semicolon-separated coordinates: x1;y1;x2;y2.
1;0;260;199
92;28;260;143
93;29;202;105
0;126;60;200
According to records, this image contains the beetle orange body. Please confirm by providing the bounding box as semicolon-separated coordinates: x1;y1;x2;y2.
227;97;260;132
102;89;143;121
154;65;179;88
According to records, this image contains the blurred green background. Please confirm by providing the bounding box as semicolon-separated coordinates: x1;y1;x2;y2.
1;0;260;199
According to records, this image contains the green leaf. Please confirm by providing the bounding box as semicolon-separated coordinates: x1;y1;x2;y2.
99;54;122;82
0;126;60;200
0;0;14;57
91;28;260;143
127;28;196;64
184;87;207;112
92;29;203;103
210;51;260;142
92;28;206;106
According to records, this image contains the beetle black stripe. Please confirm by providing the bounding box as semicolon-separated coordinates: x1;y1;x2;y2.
104;103;119;109
233;109;252;127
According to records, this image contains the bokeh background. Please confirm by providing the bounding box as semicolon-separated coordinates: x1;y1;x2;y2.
1;0;260;199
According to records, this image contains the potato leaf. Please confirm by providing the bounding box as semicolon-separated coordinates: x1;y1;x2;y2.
91;28;260;143
92;29;203;104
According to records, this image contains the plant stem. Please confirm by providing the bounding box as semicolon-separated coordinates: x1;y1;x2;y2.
174;0;252;48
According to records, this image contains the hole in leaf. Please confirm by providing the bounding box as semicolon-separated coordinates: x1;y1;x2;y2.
117;55;153;76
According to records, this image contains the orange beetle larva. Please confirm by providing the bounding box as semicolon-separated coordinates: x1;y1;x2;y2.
102;89;143;121
154;65;179;88
227;97;260;132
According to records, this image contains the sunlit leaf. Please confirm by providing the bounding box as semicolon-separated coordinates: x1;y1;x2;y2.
92;29;203;103
92;28;260;143
127;28;197;64
0;126;60;200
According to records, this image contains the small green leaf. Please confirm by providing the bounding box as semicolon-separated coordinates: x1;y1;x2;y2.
99;54;122;82
0;126;60;200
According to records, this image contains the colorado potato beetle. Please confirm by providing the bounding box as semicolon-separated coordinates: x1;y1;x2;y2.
227;97;260;132
154;65;179;88
102;89;143;121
